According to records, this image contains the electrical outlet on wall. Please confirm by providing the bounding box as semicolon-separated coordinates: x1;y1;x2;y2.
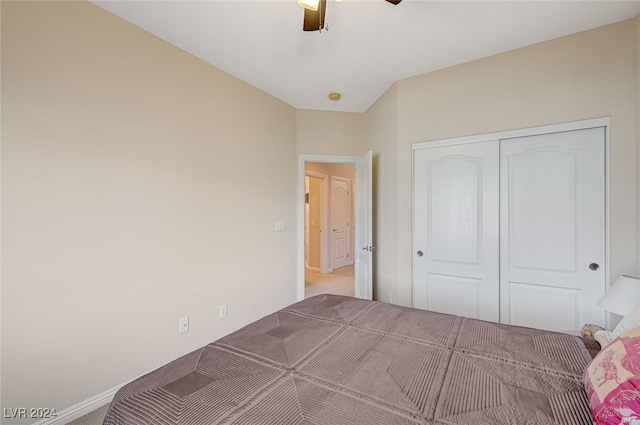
219;304;228;319
387;291;393;304
178;316;189;334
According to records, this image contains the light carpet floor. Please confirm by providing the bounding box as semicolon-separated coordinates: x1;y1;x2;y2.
305;264;354;298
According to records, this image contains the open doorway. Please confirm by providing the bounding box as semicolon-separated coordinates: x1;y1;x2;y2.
297;152;373;302
304;162;355;298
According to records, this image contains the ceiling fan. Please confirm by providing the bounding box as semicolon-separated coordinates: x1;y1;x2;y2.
298;0;402;32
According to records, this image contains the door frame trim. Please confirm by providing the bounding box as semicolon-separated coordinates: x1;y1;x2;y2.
305;171;329;274
411;117;611;328
298;154;359;301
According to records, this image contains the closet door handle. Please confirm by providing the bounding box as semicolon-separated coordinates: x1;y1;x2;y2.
417;250;424;257
589;263;600;271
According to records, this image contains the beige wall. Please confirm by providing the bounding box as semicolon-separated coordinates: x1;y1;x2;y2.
296;109;365;156
2;1;297;422
367;19;638;307
305;162;355;181
364;85;398;302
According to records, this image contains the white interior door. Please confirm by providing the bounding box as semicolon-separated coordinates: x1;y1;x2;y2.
500;127;605;331
355;151;373;300
413;141;500;321
331;177;350;270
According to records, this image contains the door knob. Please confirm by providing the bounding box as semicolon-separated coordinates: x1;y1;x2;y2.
417;250;424;257
589;263;600;271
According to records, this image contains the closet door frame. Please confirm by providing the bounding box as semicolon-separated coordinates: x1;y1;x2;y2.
412;117;611;328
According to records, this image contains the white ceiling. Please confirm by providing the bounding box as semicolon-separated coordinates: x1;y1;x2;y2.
93;0;640;113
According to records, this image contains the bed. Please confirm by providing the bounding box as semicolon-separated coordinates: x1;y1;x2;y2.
103;294;600;425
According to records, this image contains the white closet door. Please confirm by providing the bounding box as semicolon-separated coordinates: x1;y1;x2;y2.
500;127;605;331
413;141;500;321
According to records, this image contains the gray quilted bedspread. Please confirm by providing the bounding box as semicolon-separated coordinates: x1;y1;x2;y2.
103;294;598;425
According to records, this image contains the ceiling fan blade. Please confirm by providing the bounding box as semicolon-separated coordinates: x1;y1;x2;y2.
385;0;402;4
303;0;327;31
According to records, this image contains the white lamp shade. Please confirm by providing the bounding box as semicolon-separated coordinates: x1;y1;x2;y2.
598;275;640;316
297;0;319;11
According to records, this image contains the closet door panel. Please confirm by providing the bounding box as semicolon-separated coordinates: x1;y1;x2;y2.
508;149;578;273
500;127;605;331
413;141;499;321
426;275;481;318
508;283;580;331
429;156;480;264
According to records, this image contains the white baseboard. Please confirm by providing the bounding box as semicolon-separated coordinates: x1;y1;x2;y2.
32;386;118;425
32;369;152;425
306;266;321;273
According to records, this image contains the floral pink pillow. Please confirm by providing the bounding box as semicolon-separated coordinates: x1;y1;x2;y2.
584;326;640;424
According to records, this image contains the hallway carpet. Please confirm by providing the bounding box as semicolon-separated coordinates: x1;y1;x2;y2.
305;264;355;298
